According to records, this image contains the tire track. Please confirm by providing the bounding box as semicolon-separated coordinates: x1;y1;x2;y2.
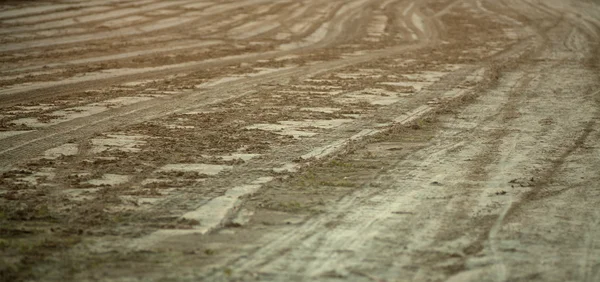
3;1;597;281
0;0;379;107
0;42;428;172
0;0;187;36
0;2;301;75
197;1;598;280
194;3;545;279
0;0;274;53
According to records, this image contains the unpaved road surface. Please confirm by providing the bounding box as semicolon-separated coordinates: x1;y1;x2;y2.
1;0;599;281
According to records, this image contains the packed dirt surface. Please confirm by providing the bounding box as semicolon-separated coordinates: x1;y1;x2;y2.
1;0;599;281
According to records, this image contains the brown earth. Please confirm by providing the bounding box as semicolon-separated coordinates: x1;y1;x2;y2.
0;0;599;281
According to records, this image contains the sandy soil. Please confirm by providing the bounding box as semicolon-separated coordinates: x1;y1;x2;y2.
0;0;599;281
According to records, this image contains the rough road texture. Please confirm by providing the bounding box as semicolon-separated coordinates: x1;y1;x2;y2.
0;0;599;281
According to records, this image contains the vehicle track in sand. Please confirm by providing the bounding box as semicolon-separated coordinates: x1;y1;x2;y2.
1;0;599;281
0;0;437;171
0;0;383;106
195;1;600;281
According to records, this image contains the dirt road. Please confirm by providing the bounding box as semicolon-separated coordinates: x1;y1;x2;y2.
0;0;599;281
